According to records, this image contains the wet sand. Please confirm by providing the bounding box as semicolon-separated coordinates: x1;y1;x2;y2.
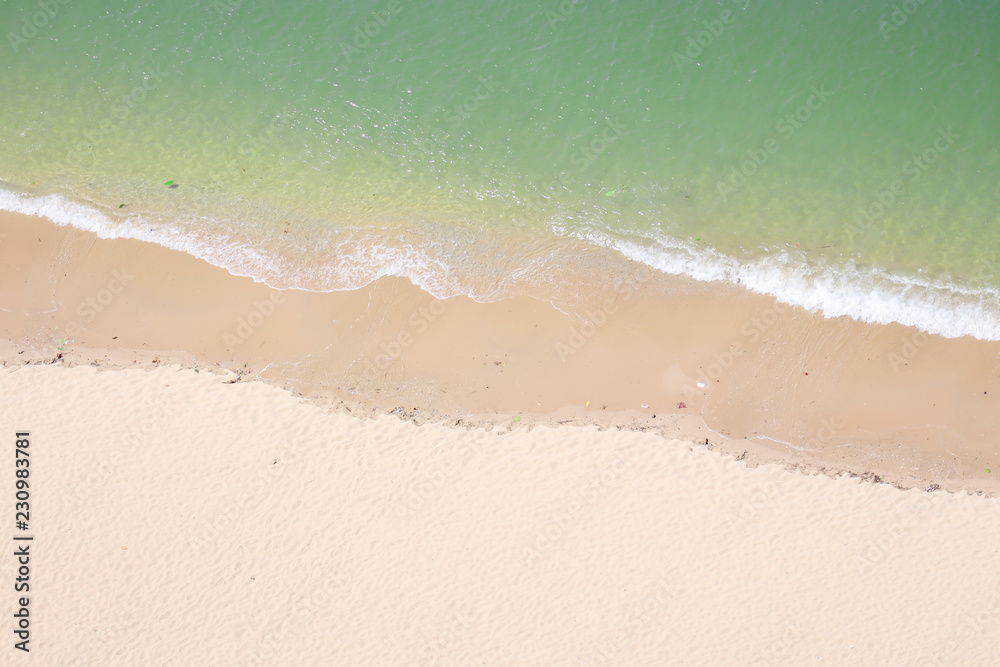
3;210;998;494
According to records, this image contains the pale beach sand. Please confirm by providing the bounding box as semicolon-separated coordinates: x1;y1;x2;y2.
2;362;1000;665
2;209;1000;664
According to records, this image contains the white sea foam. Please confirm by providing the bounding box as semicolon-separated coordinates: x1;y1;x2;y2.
4;186;999;341
581;228;1000;341
0;187;519;300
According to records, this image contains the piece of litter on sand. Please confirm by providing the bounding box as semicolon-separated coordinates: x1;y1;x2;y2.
641;403;649;409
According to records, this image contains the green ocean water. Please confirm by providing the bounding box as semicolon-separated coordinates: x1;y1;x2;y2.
1;0;999;337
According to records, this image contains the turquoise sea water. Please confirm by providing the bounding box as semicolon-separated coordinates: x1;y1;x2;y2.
1;0;999;337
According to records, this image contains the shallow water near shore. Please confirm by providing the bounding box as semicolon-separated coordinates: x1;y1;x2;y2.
1;0;998;337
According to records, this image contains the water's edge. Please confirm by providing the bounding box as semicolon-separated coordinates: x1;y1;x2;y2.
4;185;998;341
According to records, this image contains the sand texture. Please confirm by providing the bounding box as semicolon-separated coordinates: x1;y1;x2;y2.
3;363;1000;665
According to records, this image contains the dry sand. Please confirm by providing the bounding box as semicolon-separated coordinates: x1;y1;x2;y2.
2;363;1000;665
2;209;1000;664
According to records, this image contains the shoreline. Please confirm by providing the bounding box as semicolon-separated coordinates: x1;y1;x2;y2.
4;185;1000;341
3;209;999;494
